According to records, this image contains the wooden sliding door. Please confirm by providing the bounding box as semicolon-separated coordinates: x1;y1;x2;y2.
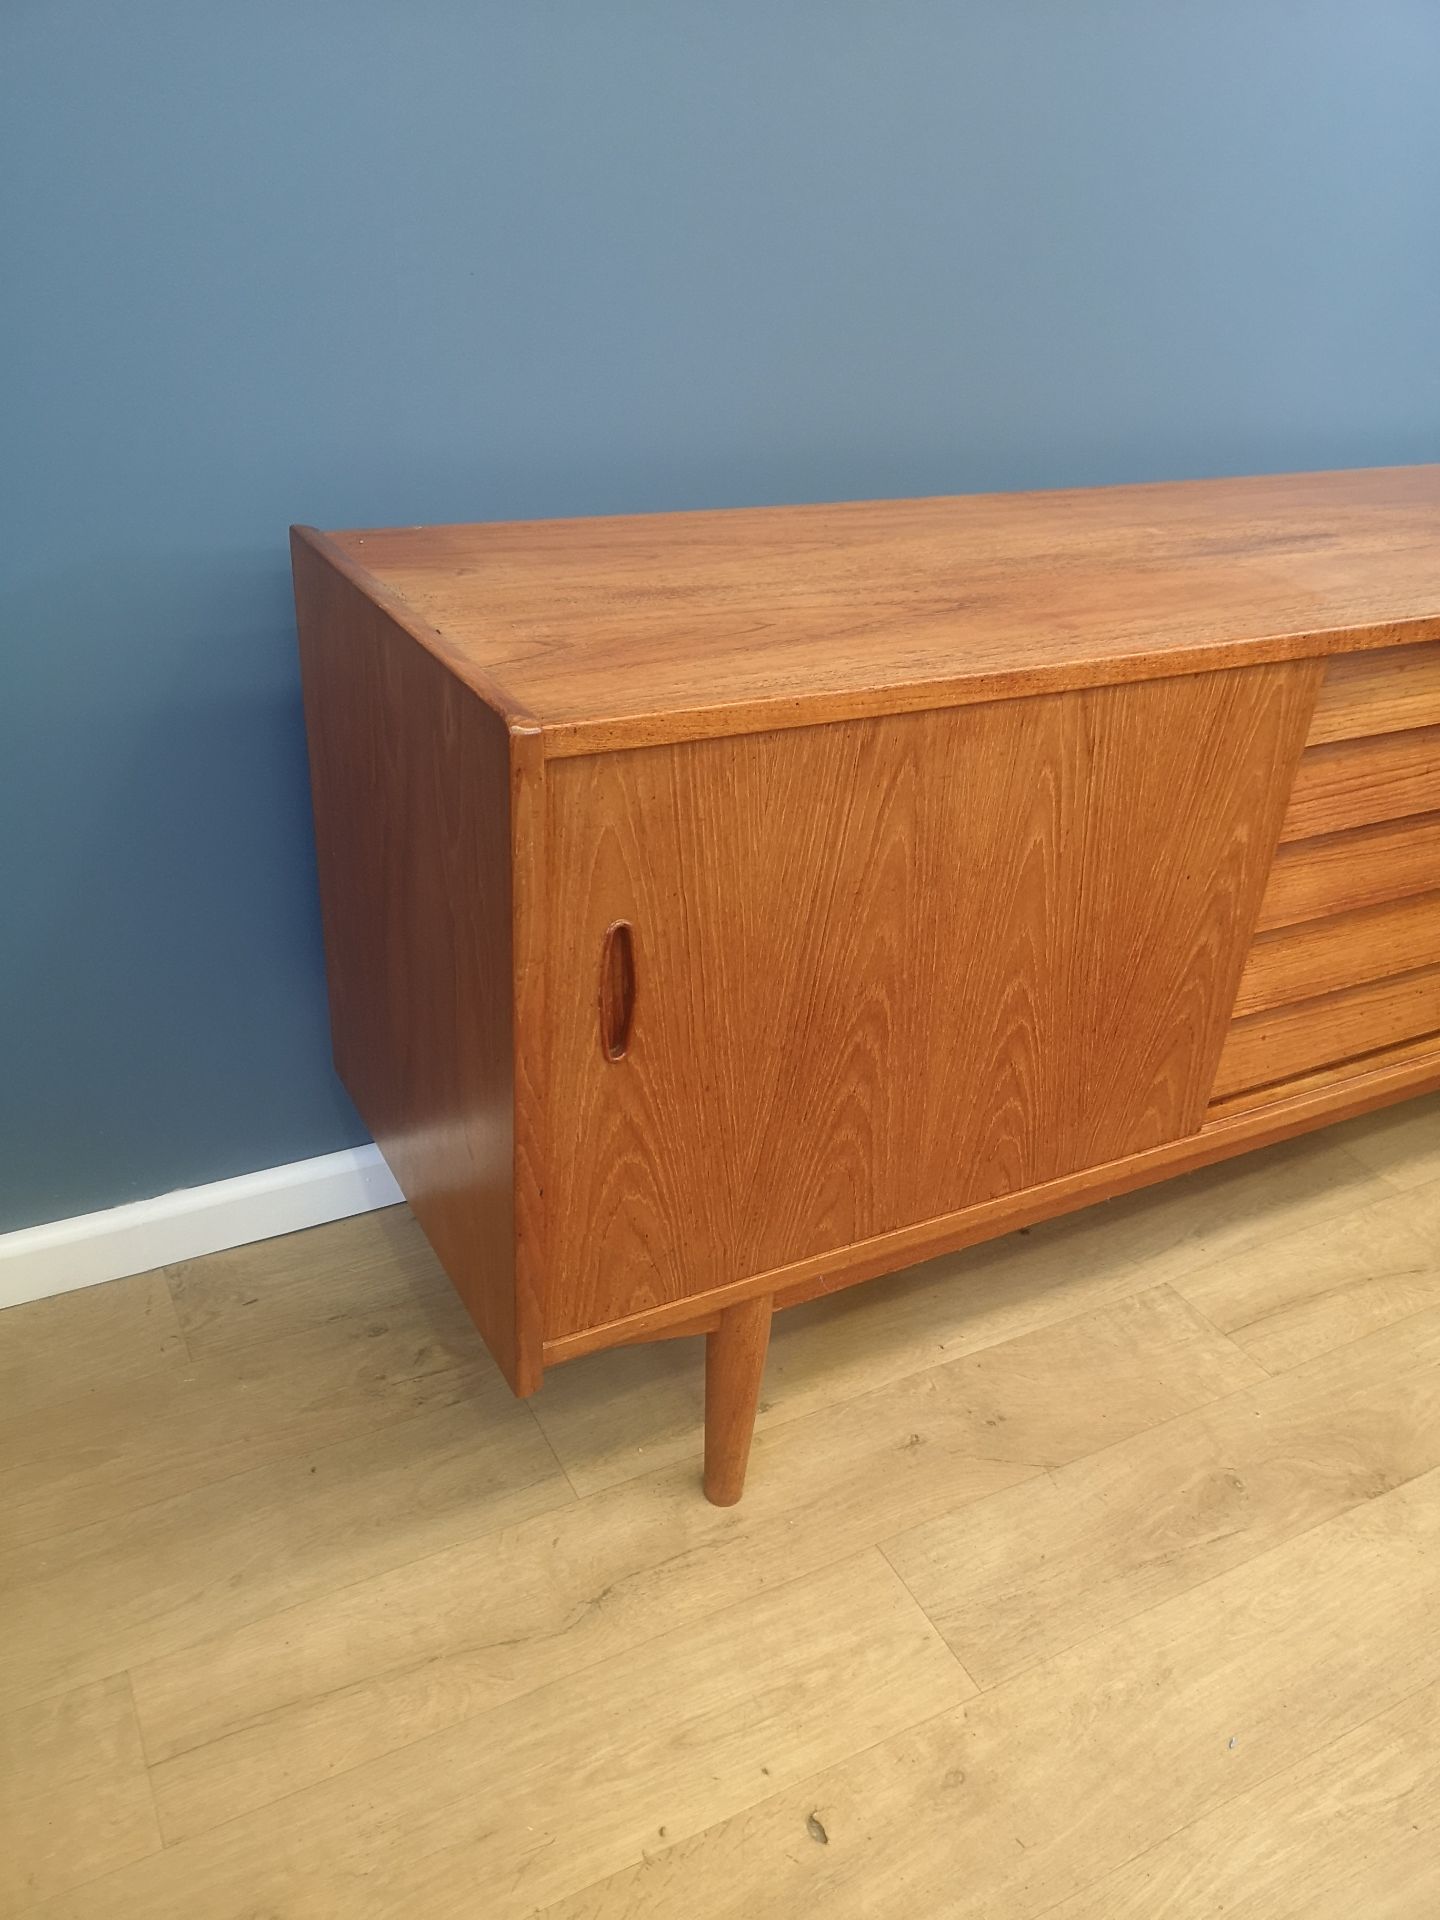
541;663;1319;1337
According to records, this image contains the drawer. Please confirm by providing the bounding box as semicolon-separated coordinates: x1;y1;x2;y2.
1307;641;1440;745
1208;1030;1440;1118
1234;890;1440;1016
1257;811;1440;931
1212;962;1440;1101
1279;725;1440;843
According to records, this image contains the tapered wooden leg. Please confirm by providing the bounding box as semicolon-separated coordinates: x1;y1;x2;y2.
703;1295;773;1506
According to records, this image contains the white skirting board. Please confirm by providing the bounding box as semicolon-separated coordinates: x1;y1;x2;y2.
0;1145;404;1312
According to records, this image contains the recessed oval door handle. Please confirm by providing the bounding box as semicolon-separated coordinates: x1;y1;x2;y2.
599;920;636;1061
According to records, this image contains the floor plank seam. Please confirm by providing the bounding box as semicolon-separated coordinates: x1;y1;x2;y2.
158;1264;200;1366
1152;1282;1250;1355
0;1662;139;1729
122;1670;171;1870
1217;1253;1439;1369
122;1669;164;1778
1366;1160;1440;1200
523;1397;586;1505
873;1544;982;1694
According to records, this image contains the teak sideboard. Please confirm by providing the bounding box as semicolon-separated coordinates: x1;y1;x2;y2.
293;467;1440;1504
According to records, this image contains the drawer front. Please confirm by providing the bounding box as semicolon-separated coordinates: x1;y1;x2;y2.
542;664;1317;1338
1233;891;1440;1017
1211;642;1440;1119
1213;964;1440;1102
1257;812;1440;931
1307;640;1440;745
1279;725;1440;843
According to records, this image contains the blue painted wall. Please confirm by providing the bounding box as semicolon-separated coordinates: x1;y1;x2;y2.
4;3;1439;1231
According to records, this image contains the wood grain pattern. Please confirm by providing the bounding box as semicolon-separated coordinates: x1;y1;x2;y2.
1041;1675;1440;1920
1206;1030;1440;1122
1308;639;1440;743
1279;724;1440;842
0;1286;498;1552
885;1292;1440;1687
294;529;542;1393
1234;890;1440;1016
5;1106;1440;1917
56;1557;973;1918
164;1205;451;1360
1213;963;1440;1101
541;665;1318;1335
530;1132;1385;1497
0;1377;567;1717
540;1470;1440;1920
316;466;1440;756
539;1045;1440;1361
0;1269;183;1424
126;1288;1248;1843
1256;810;1440;931
0;1210;515;1552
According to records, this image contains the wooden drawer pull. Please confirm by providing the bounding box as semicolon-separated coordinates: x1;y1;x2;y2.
599;921;637;1061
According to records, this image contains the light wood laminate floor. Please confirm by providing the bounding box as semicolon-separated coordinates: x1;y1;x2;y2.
2;1093;1439;1918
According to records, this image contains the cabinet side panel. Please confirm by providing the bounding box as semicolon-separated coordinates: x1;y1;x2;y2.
543;662;1319;1340
293;534;532;1391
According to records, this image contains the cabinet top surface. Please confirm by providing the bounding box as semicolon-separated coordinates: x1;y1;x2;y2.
306;465;1440;755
